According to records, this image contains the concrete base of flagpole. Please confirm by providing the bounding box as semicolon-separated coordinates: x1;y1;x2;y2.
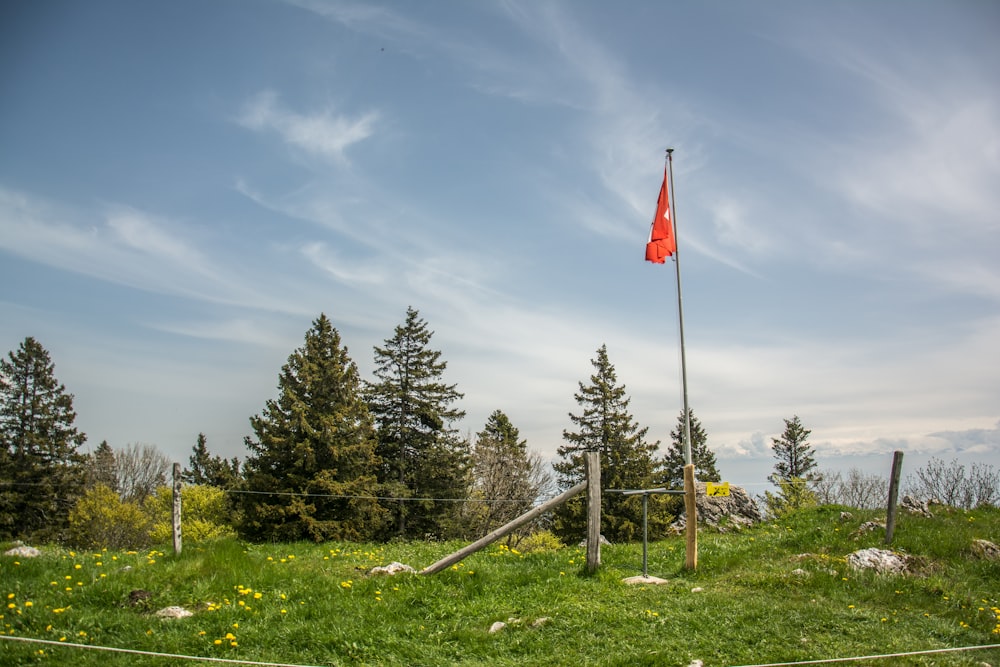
622;575;669;585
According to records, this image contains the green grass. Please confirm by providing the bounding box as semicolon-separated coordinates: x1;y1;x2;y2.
2;506;999;666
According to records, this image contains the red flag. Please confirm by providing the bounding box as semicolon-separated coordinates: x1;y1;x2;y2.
645;167;675;263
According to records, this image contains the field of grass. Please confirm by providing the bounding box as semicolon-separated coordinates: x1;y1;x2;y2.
2;505;999;666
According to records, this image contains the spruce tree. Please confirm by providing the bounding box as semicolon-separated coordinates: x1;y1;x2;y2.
239;314;386;542
84;440;119;492
769;415;817;483
662;409;720;488
366;307;468;539
0;337;87;540
552;344;665;543
184;433;240;488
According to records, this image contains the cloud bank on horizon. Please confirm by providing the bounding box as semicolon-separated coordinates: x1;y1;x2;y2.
1;0;998;482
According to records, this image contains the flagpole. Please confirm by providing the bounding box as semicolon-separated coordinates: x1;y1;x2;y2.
666;148;698;571
666;148;693;467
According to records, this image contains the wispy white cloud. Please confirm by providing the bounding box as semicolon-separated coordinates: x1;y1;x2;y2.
237;90;379;162
300;241;386;285
0;187;309;316
149;318;293;348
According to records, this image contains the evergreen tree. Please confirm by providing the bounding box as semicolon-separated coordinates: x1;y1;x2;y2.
84;440;119;492
184;433;240;488
239;314;387;542
366;307;468;539
662;409;720;488
552;344;666;543
467;409;552;540
0;337;87;540
769;415;817;483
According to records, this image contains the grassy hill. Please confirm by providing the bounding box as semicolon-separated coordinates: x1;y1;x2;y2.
2;505;998;666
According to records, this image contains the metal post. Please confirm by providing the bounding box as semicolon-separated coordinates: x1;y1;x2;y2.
641;493;649;577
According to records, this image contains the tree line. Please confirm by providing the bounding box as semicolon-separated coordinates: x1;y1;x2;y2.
5;309;992;547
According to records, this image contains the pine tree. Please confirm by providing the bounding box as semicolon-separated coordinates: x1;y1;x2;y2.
467;409;551;539
769;415;817;483
552;345;666;543
662;409;720;488
366;307;468;539
184;433;240;488
0;337;87;540
239;314;387;542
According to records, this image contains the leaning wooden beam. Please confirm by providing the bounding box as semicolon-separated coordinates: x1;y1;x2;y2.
421;481;588;575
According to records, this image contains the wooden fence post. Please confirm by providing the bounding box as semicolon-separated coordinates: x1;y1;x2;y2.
585;451;601;573
885;450;904;545
684;464;697;570
172;462;182;555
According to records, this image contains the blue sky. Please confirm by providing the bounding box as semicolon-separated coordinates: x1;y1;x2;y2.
2;0;998;489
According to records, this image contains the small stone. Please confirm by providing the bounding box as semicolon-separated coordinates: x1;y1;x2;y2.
854;521;886;536
531;617;551;628
488;621;507;634
688;660;704;667
155;606;193;619
369;561;415;576
691;587;704;593
839;511;854;522
791;568;809;577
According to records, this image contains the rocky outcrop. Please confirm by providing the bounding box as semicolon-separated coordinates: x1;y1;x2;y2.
672;483;762;532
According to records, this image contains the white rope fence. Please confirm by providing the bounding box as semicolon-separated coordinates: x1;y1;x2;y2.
730;643;1000;667
4;635;998;666
0;635;324;667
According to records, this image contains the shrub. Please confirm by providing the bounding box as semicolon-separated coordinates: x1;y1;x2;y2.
813;468;888;509
68;483;151;549
146;484;236;543
515;529;565;553
905;457;999;509
764;477;817;518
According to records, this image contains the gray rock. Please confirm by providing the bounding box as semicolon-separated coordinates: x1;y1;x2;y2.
369;561;415;576
900;496;933;517
488;621;506;634
854;521;886;536
155;606;193;619
847;548;910;574
4;546;41;558
971;539;999;561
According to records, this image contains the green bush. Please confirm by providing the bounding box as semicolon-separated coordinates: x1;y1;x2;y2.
515;529;565;553
764;476;817;518
68;483;151;549
146;483;236;543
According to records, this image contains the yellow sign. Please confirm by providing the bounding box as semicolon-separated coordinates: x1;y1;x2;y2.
706;482;730;497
